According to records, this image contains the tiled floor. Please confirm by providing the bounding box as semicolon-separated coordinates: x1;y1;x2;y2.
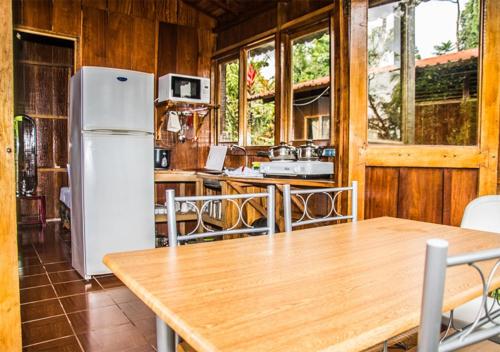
18;223;157;352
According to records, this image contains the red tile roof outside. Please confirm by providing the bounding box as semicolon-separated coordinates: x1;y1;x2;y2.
248;49;478;101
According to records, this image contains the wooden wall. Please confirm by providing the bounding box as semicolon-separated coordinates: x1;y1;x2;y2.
365;167;478;226
155;21;215;170
14;0;216;170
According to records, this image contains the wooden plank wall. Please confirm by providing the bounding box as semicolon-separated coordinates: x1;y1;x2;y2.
13;0;216;166
14;36;73;219
13;0;217;225
0;1;22;350
365;167;478;226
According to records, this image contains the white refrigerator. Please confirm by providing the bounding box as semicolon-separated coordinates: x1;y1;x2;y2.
69;67;155;279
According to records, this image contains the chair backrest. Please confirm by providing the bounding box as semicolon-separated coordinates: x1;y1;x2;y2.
461;195;500;234
282;181;358;232
418;239;500;351
166;185;275;246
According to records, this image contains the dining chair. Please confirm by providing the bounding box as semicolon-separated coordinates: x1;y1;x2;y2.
165;185;275;246
418;239;500;351
282;181;357;232
158;186;276;352
442;195;500;343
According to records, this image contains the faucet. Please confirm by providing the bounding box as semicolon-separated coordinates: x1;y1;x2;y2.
229;144;248;170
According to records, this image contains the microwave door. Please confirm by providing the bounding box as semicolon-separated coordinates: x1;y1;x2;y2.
172;77;200;100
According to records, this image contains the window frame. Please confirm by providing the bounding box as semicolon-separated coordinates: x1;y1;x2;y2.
285;20;332;144
214;14;334;148
217;55;240;144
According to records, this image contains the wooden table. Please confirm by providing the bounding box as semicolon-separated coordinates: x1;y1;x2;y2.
103;217;500;352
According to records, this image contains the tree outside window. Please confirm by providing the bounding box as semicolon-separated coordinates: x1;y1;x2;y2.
368;0;480;145
246;42;276;146
218;59;239;143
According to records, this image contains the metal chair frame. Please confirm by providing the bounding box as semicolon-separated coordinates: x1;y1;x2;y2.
165;185;275;246
282;181;358;232
418;239;500;351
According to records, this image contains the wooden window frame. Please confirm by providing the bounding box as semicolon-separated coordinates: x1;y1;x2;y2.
303;114;330;141
216;55;240;144
213;10;335;149
284;20;332;145
347;0;500;220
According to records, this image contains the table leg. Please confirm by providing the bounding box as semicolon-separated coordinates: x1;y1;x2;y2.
156;315;175;352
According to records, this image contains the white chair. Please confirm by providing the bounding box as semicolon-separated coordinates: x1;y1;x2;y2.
418;239;500;351
165;185;276;246
442;195;500;343
282;181;357;232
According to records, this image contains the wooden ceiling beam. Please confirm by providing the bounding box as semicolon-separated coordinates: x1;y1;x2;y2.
206;0;240;16
215;2;277;33
180;0;219;20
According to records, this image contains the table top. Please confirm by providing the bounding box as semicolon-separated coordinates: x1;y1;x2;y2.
103;217;500;352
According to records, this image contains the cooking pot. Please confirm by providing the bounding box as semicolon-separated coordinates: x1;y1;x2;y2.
268;142;297;161
296;140;322;161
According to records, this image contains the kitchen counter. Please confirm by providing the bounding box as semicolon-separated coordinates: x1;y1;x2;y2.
154;170;335;187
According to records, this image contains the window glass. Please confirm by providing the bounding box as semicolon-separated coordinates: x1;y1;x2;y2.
246;41;275;146
218;59;239;143
291;29;331;141
368;0;479;145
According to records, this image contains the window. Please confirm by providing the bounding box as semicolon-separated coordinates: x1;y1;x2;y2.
291;28;331;141
368;0;479;145
218;58;239;143
305;115;330;140
246;41;275;146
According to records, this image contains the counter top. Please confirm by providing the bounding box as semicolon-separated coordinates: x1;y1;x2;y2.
154;170;335;187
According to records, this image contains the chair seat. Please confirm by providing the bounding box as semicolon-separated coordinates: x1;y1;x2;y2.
443;296;500;343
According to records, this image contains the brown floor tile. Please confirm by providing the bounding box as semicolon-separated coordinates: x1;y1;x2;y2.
54;279;102;297
123;345;155;352
49;270;84;284
94;275;124;289
20;285;57;304
19;246;37;257
106;287;139;304
118;300;154;322
77;323;149;352
67;305;130;334
21;299;64;322
22;315;73;346
18;256;42;268
20;274;50;289
19;265;46;277
60;292;115;314
45;262;74;273
131;317;156;347
23;336;82;352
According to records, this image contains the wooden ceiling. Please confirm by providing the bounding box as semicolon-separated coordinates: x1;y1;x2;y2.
181;0;279;31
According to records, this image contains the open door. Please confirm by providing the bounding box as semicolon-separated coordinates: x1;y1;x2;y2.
0;0;22;350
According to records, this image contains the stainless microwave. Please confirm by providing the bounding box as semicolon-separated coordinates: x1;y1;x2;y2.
157;73;210;104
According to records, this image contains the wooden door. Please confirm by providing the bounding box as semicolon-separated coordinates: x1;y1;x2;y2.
345;0;500;222
0;0;22;350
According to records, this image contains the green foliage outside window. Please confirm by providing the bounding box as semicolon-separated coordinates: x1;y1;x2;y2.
220;60;239;142
247;44;275;146
292;31;330;84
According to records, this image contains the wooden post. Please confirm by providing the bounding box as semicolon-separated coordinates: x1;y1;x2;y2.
401;0;416;144
0;0;22;349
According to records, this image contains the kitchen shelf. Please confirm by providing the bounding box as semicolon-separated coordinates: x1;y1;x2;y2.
155;212;197;223
202;214;224;228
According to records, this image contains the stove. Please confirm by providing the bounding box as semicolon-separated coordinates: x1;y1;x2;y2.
259;161;334;179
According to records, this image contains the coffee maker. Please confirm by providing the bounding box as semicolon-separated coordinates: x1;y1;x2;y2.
154;148;170;169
